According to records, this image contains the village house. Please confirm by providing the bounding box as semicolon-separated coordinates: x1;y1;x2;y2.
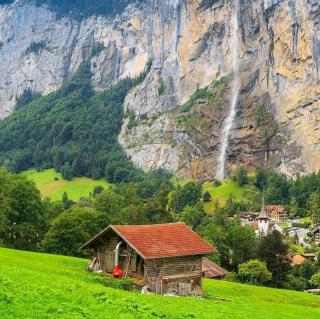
286;226;309;246
265;205;288;222
312;227;320;244
250;201;284;236
240;205;288;228
81;222;216;296
239;212;258;226
288;253;317;266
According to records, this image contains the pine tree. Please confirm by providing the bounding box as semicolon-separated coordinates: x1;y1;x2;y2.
258;231;290;287
203;191;211;203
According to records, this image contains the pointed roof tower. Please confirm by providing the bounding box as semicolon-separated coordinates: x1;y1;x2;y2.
257;197;269;220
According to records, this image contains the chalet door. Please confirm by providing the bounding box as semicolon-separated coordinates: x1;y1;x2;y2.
105;252;114;272
130;254;137;272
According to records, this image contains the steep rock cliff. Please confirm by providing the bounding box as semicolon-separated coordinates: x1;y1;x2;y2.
0;0;319;180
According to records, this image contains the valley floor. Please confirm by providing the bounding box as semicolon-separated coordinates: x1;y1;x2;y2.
0;248;319;318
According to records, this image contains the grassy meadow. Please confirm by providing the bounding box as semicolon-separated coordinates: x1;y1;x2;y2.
22;169;110;201
202;178;259;213
23;170;259;209
1;247;319;319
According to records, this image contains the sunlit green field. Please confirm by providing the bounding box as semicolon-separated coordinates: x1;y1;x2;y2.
202;178;259;213
22;169;110;201
1;248;319;319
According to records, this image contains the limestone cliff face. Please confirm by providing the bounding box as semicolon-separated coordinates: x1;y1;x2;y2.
0;0;319;180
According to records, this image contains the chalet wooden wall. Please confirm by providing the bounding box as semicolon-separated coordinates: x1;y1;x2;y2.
144;255;202;278
95;234;143;276
144;255;203;295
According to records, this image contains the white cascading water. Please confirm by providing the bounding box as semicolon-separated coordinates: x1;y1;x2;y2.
216;1;241;180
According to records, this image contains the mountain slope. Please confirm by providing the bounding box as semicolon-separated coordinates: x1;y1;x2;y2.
0;61;145;181
1;247;320;319
0;0;319;180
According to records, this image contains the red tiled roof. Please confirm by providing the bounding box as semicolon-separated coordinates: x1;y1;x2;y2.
202;257;229;278
265;205;287;213
81;222;215;259
112;223;216;259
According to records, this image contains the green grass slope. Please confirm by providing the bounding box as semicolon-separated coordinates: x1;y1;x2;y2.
22;169;110;201
1;248;319;319
203;177;259;213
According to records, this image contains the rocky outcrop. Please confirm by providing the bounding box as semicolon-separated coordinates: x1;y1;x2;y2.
0;0;320;180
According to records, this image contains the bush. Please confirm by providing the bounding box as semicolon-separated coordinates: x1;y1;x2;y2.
127;111;138;129
309;272;320;288
158;78;166;96
60;163;74;181
92;186;104;196
203;191;211;202
224;272;238;282
25;41;46;55
34;0;143;20
213;179;222;187
238;260;272;285
98;276;137;291
284;275;306;291
235;167;248;186
292;222;311;229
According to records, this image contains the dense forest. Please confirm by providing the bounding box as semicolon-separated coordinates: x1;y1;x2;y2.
0;0;143;19
0;61;151;182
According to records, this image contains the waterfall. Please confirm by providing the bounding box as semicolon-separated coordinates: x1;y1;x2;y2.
216;1;241;180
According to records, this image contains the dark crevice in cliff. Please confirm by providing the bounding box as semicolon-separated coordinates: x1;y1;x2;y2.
62;21;81;82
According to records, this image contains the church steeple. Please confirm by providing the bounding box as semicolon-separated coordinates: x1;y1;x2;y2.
256;197;270;235
257;197;269;220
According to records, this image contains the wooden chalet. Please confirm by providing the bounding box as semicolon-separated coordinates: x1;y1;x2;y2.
81;222;216;296
265;205;288;222
239;212;258;226
312;227;320;244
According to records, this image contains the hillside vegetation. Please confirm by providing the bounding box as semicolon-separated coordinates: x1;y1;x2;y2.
1;0;144;19
0;61;148;182
22;169;110;201
202;177;259;213
1;248;319;319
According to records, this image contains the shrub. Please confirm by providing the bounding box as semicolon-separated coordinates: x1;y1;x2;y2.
60;163;74;180
235;167;248;186
213;179;222;187
25;41;47;55
127;112;138;129
284;275;306;291
92;42;105;57
92;186;104;196
203;191;211;202
158;78;166;96
238;260;272;285
98;276;137;291
292;222;311;229
224;272;238;282
309;272;320;288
